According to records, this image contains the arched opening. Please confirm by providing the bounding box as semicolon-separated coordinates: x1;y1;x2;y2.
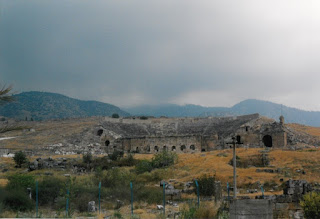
146;146;150;152
180;145;186;152
263;135;273;147
190;145;195;150
163;146;167;151
201;149;206;152
105;140;110;146
172;146;176;151
154;146;159;152
136;147;140;153
97;129;103;136
236;135;241;144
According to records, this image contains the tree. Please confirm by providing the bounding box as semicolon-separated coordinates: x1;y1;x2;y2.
0;85;14;105
301;192;320;219
13;151;28;168
112;113;120;118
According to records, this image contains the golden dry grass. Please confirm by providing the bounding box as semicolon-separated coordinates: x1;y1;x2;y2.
0;117;99;150
287;123;320;137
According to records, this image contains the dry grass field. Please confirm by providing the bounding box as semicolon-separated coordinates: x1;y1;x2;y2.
135;147;320;194
287;123;320;138
1;118;320;195
0;117;100;150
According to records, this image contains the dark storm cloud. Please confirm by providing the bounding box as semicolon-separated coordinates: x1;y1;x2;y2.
1;0;320;109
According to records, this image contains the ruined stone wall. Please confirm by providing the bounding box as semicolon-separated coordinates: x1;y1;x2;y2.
117;135;203;154
94;114;293;154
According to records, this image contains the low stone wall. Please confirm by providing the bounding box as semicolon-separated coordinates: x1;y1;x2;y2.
230;199;273;219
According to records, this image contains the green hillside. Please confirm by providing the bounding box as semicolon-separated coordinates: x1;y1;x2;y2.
0;91;130;120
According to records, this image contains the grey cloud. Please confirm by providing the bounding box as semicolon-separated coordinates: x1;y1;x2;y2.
1;0;320;109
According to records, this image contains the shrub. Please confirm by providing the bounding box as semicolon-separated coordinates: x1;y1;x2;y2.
301;192;320;219
108;151;124;161
135;186;162;204
135;160;153;174
112;113;120;118
2;188;34;211
83;152;93;164
195;174;215;197
6;174;35;191
117;154;138;167
13;151;28;168
32;176;64;205
151;151;177;168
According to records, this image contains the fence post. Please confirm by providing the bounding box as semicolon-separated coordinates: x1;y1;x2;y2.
227;182;230;201
36;181;38;218
99;181;101;214
66;189;69;217
163;182;166;215
130;182;133;216
195;180;200;208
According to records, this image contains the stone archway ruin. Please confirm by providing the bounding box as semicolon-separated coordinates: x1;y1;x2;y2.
172;146;176;151
190;145;195;150
180;145;186;152
263;135;273;147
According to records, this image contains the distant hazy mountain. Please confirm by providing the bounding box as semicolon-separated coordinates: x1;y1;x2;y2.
126;99;320;127
125;104;229;118
0;91;130;120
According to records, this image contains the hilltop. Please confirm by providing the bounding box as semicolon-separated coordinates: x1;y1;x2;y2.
126;99;320;126
0;91;130;120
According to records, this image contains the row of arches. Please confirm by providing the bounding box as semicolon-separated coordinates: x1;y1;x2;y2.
136;144;197;153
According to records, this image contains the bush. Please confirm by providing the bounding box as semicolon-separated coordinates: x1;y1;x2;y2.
301;192;320;219
83;152;93;164
13;151;28;168
32;176;64;206
135;186;162;204
108;151;124;161
6;174;35;191
195;174;215;197
135;160;153;174
151;151;177;168
117;154;138;167
3;188;34;211
112;113;120;118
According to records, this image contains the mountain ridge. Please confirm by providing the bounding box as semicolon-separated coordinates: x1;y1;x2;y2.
126;99;320;127
0;91;130;120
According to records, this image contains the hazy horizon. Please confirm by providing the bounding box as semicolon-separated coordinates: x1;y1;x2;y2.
2;1;320;110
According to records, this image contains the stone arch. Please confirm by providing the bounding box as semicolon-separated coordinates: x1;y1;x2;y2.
163;146;167;151
154;146;159;152
146;146;150;152
136;147;140;153
263;135;273;147
105;140;110;146
201;148;206;152
97;129;103;136
172;146;176;151
190;145;195;150
180;145;186;152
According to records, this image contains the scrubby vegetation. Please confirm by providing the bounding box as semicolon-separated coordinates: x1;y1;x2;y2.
301;192;320;219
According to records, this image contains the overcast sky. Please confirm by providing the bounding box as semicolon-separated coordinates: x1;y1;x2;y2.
1;0;320;110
